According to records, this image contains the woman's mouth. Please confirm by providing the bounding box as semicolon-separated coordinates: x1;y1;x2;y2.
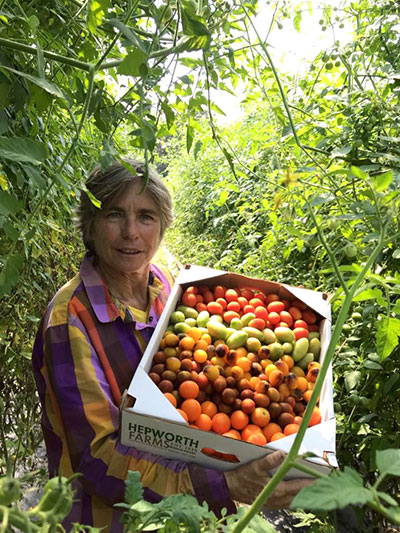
118;249;141;255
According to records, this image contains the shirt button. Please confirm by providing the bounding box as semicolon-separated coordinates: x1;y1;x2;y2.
149;317;153;322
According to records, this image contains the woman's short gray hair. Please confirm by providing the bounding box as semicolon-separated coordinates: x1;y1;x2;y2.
76;158;173;251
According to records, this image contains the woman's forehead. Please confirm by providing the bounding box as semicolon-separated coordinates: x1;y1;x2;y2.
105;182;157;210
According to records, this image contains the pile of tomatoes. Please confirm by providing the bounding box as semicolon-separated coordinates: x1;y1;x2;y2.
148;283;323;446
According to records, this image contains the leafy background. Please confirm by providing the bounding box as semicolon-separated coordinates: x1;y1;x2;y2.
0;0;399;531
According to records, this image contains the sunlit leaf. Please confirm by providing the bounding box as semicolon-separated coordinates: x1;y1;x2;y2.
117;49;148;77
331;145;352;158
376;317;400;361
87;0;110;33
373;170;393;192
290;467;371;511
344;370;361;391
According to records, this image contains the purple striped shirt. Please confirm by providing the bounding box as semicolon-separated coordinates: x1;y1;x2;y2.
32;252;235;531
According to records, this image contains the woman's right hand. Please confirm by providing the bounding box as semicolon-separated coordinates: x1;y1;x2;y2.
224;450;314;510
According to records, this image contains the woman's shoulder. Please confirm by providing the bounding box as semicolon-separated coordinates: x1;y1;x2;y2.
150;262;175;289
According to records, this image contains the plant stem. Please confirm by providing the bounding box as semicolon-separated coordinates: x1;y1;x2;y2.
0;37;92;72
307;200;349;295
232;224;387;533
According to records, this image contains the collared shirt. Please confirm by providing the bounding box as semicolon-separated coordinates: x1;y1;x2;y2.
32;252;235;531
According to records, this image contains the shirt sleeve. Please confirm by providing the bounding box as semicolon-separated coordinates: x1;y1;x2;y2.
40;312;236;517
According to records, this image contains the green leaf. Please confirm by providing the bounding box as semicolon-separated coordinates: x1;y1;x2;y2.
373;170;393;192
376;449;400;478
362;360;382;370
180;2;210;36
290;467;371;511
352;287;382;302
0;191;22;215
0;66;65;98
123;471;143;505
117;49;148;77
350;166;368;179
293;9;302;31
193;140;202;160
344;370;361;391
377;492;398;506
376;317;400;361
87;0;110;33
175;35;211;53
0;137;46;165
0;253;23;296
331;145;352;158
161;101;175;129
186;124;193;153
310;193;335;206
105;19;147;52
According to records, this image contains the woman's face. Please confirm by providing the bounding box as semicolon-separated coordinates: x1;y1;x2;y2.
91;182;161;277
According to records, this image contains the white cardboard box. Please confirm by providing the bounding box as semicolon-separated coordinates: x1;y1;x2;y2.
120;265;337;477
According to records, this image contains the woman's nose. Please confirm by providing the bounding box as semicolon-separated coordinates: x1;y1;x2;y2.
122;216;139;238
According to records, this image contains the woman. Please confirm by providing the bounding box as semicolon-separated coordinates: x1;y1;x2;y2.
32;159;311;531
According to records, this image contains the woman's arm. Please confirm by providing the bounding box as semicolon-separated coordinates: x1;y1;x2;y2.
36;314;235;516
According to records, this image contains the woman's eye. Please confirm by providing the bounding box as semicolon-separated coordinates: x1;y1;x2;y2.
106;211;123;219
139;213;155;222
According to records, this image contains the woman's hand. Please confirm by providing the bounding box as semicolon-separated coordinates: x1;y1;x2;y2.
224;450;314;510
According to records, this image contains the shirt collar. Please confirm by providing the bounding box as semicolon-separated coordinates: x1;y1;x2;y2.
79;251;162;324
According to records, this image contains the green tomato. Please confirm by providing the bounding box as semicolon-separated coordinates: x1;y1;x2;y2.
344;242;357;258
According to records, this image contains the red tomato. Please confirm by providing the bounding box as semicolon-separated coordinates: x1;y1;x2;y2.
268;312;281;325
302;309;317;324
225;288;239;302
293;327;309;340
288;306;302;320
267;301;285;313
227;301;241;313
265;293;279;304
237;296;248;309
294;319;309;329
248;318;266;330
280;311;294;327
254;306;269;322
216;297;227;310
292;298;307;310
243;305;255;314
213;285;226;299
223;310;241;323
240;288;254;300
249;298;264;308
203;290;215;304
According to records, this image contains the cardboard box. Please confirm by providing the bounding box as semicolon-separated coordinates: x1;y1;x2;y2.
120;265;337;478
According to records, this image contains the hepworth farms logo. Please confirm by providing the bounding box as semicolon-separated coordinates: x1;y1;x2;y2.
128;422;200;457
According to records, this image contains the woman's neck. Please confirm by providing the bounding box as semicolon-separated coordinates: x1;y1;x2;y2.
97;263;150;311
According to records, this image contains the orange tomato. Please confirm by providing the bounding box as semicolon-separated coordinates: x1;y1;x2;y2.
181;399;202;422
251;407;271;427
163;392;177;407
211;413;231;434
195;413;212;431
178;380;199;399
230;410;249;430
245;432;267;446
262;422;282;442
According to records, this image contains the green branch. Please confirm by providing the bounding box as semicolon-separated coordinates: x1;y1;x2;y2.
0;37;93;72
307;200;349;295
